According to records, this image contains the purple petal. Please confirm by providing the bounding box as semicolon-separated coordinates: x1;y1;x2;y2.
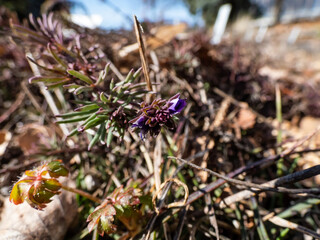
139;127;149;140
168;98;187;114
132;116;147;128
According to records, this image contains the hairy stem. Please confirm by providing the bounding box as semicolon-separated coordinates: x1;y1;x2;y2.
61;184;101;204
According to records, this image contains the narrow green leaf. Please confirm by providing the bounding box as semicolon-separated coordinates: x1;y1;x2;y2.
82;118;103;131
29;76;66;84
106;127;114;147
67;128;79;137
67;69;93;85
277;198;320;219
96;63;110;85
56;109;97;119
100;92;109;103
75;103;100;112
109;78;115;90
74;86;93;95
47;43;68;69
56;115;89;124
63;84;82;89
124;69;134;83
133;67;142;80
26;56;65;74
88;122;105;150
46;80;70;89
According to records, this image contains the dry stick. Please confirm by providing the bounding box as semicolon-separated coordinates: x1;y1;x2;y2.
265;213;320;239
173;205;189;240
133;13;159;191
154;135;162;191
21;82;64;139
173;157;320;195
0;91;25;125
0;159;42;174
183;127;320;205
221;162;320;207
204;193;220;240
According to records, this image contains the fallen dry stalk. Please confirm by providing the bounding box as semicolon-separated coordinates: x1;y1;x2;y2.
171;157;320;196
220;163;320;208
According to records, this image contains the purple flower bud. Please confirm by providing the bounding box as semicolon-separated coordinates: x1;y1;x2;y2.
132;116;147;128
168;98;187;115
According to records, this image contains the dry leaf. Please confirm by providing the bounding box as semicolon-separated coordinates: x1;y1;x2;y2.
16;123;54;155
119;23;187;58
237;108;256;130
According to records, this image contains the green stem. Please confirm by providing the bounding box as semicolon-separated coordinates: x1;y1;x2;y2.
275;84;284;176
61;184;101;204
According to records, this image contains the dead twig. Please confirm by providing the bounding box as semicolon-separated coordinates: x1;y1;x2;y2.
220;163;320;207
172;156;320;196
0;91;25;125
267;214;320;239
204;194;220;240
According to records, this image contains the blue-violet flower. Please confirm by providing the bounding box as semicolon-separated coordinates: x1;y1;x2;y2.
130;94;186;139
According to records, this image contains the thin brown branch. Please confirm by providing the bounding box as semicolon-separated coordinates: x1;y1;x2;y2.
172;156;320;195
0;159;41;174
220;163;320;207
0;91;25;124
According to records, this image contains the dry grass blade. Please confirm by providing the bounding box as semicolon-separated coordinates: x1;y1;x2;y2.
204;194;220;240
152;178;189;214
133;15;152;92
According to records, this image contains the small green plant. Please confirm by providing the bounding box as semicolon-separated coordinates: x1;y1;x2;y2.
10;160;68;210
9;13;186;239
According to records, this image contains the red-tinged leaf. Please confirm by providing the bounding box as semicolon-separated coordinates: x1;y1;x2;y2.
97;223;105;237
87;209;102;233
9;181;31;205
87;208;102;223
47;160;69;177
87;203;117;235
100;214;116;235
25;170;36;177
130;196;140;206
87;218;100;234
102;204;116;217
